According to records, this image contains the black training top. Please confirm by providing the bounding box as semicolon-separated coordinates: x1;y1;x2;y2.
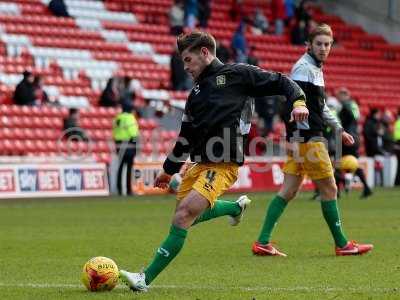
163;58;305;175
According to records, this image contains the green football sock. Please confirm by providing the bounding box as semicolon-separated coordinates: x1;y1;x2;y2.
321;200;348;248
192;199;241;226
257;195;288;244
144;224;187;285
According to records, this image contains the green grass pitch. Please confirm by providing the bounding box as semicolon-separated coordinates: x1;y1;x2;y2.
1;188;399;299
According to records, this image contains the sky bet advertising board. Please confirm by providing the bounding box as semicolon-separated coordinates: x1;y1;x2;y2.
0;164;109;198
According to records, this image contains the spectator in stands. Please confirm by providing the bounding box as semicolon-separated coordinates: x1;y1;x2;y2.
373;116;393;187
229;0;243;22
216;40;231;63
257;96;278;136
296;0;312;24
48;0;70;18
184;0;198;29
337;87;372;198
290;19;308;45
381;109;394;153
394;109;400;185
253;8;269;34
112;101;139;196
169;0;185;36
245;112;266;156
363;108;386;157
119;76;136;108
170;48;192;91
198;0;211;28
271;0;286;35
231;21;248;63
99;77;120;107
13;70;36;106
33;75;49;106
247;46;259;66
337;88;359;137
284;0;296;25
308;19;318;33
63;108;88;142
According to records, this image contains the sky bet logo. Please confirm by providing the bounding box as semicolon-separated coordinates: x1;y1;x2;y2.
18;169;37;192
64;169;82;191
0;170;15;192
82;169;105;190
64;169;105;191
18;169;60;192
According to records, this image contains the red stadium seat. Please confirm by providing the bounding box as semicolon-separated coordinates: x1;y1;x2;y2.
34;140;47;152
140;130;152;143
141;142;152;155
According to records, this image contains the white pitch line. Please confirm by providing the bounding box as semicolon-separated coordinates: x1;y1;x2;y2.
0;283;398;293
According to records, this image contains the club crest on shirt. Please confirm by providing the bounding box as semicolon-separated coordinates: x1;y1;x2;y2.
216;75;226;86
193;84;200;95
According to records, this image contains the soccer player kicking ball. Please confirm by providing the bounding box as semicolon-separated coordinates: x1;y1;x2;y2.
120;31;308;292
253;24;373;257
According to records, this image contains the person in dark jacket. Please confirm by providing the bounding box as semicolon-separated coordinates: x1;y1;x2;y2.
337;87;372;198
63;108;88;141
119;76;135;106
99;78;120;107
13;70;36;106
393;109;400;185
363;108;385;157
291;19;308;45
170;48;192;90
48;0;70;17
215;40;231;63
198;0;211;28
231;21;248;62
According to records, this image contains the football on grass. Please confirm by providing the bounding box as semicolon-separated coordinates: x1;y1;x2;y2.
81;256;119;291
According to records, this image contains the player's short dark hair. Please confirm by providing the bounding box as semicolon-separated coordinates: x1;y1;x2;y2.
308;23;333;43
177;31;216;56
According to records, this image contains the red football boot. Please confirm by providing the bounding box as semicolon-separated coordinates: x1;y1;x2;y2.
335;240;373;256
252;241;287;257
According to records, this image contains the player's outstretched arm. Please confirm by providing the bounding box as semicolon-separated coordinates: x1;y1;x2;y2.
235;64;306;109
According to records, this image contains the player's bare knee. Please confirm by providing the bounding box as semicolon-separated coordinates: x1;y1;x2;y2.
330;185;338;199
173;205;191;227
279;188;297;201
321;183;337;199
